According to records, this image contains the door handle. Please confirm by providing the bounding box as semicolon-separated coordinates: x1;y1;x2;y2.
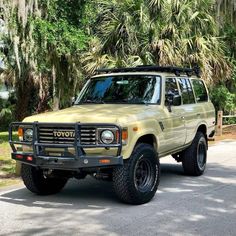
196;113;201;117
181;116;185;119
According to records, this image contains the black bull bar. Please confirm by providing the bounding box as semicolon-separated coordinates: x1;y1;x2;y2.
9;122;123;170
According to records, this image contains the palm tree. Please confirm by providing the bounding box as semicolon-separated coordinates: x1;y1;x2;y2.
85;0;230;82
215;0;236;25
214;0;236;96
215;0;236;59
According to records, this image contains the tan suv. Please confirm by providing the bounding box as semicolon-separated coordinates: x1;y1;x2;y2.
9;66;215;204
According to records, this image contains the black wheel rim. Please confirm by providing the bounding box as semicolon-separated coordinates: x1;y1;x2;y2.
134;157;155;192
197;140;206;170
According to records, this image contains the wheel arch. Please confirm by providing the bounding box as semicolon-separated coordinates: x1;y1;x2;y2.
136;134;158;151
197;124;207;136
196;123;208;148
122;132;159;159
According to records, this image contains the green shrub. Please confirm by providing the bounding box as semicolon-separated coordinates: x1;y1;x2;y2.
223;117;236;125
0;94;16;131
210;85;236;114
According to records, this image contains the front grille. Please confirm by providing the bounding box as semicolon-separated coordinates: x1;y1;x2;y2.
38;126;97;145
39;126;75;144
80;127;96;145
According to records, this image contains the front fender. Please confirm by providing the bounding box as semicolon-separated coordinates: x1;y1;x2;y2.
121;123;162;159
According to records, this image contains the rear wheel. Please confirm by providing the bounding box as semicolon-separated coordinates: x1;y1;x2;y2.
182;132;207;176
113;143;160;205
21;164;68;195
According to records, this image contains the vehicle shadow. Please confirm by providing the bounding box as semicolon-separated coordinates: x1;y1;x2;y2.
0;161;185;209
0;177;120;209
1;159;235;210
0;159;236;236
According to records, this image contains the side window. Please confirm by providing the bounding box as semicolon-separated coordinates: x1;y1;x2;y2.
177;78;195;104
185;79;195;103
192;79;208;102
165;77;180;106
165;78;179;96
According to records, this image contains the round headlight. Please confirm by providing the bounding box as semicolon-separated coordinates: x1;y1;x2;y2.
101;130;114;144
24;128;33;142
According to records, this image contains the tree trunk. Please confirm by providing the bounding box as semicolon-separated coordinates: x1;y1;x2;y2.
52;64;59;111
15;67;34;121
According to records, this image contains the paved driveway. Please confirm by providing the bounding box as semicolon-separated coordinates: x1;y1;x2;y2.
0;140;236;236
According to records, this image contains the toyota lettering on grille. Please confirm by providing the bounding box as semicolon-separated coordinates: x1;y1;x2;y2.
53;130;75;138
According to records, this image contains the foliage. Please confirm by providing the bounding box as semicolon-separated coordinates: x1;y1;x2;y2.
81;0;231;82
210;85;236;113
223;117;236;125
0;95;15;131
209;0;236;113
0;0;235;123
0;132;20;187
31;1;89;109
223;22;236;58
0;0;89;119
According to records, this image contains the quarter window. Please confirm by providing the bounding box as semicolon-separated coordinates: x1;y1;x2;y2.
192;79;208;102
177;78;195;104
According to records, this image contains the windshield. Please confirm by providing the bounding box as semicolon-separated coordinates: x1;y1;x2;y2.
76;75;161;105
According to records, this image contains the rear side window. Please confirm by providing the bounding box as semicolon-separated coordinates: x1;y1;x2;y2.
177;78;195;104
192;79;208;102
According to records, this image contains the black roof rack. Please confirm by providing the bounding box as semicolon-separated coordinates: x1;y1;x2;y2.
96;65;201;77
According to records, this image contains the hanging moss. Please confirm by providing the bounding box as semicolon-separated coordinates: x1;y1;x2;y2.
1;0;89;119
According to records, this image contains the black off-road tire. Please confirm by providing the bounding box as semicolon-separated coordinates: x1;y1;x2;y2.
113;143;160;205
182;132;207;176
21;164;68;195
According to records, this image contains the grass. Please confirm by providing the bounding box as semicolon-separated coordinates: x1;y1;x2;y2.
0;132;21;188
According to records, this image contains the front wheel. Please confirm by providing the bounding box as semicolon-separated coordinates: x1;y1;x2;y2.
113;143;160;205
21;164;68;195
182;132;207;176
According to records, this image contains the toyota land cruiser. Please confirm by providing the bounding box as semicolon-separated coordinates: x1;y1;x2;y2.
9;66;215;204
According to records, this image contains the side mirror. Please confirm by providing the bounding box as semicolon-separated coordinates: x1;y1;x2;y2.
165;93;181;112
172;95;181;106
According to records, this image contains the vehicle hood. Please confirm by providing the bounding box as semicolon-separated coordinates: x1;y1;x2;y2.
23;104;162;125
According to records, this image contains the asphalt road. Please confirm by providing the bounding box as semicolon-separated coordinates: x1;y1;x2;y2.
0;140;236;236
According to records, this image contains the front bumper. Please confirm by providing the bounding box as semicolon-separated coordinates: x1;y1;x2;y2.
11;153;123;170
9;122;123;170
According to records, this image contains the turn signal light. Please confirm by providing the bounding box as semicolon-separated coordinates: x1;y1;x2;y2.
122;130;128;140
116;129;128;144
99;159;111;164
18;128;24;137
122;129;128;145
